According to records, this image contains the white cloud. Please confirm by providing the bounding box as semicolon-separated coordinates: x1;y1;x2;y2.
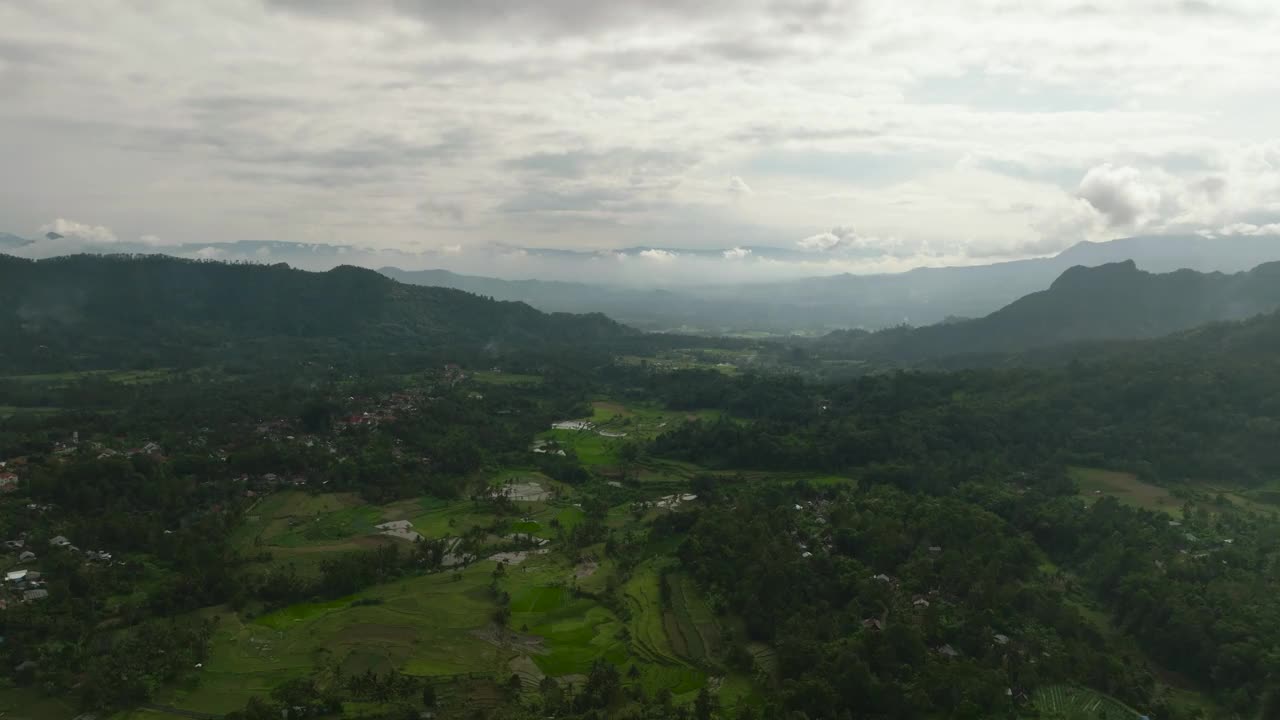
440;244;463;255
1218;222;1280;236
139;234;163;246
796;227;862;252
38;218;118;244
1076;164;1165;228
722;246;752;259
192;246;227;260
727;176;753;197
638;249;676;261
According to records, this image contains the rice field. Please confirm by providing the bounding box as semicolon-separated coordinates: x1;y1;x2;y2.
664;573;722;664
1032;685;1143;719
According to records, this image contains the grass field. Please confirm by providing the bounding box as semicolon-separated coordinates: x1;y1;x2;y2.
0;405;61;419
0;687;78;720
0;368;175;386
151;564;503;715
1032;685;1142;718
472;371;542;386
541;399;722;468
232;492;388;575
1071;467;1182;517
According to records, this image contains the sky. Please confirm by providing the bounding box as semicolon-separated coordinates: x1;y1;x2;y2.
2;0;1280;283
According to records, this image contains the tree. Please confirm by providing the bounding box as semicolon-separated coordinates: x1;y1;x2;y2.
694;686;718;720
422;684;437;708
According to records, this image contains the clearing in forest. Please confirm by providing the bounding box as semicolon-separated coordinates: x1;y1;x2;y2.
1070;467;1182;516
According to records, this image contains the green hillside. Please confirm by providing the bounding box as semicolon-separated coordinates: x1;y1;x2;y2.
0;254;633;372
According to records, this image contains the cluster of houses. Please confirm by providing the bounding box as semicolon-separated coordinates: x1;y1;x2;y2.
340;390;429;429
0;457;22;494
1;531;118;609
2;568;47;606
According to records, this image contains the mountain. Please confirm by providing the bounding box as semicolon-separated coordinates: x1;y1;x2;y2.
5;230;1278;333
377;267;754;332
0;232;29;250
0;254;632;373
1054;234;1280;273
817;260;1280;363
385;235;1280;333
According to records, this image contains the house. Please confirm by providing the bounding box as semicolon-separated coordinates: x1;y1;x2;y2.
0;472;18;492
4;539;24;550
937;644;960;658
913;597;931;609
5;570;28;582
872;573;894;584
49;535;71;548
861;618;885;632
19;551;35;563
23;588;49;602
993;633;1011;646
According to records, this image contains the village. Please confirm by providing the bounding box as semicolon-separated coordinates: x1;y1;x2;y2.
0;366;482;618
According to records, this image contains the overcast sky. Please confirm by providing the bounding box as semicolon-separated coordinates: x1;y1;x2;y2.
3;0;1280;279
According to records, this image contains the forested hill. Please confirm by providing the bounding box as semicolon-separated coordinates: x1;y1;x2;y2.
818;259;1280;363
0;254;633;372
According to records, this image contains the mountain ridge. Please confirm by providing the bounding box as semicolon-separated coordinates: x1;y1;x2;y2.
815;259;1280;363
0;253;634;373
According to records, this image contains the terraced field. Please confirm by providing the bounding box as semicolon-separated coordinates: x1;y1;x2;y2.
1033;685;1142;719
624;564;682;667
748;642;779;680
666;573;722;664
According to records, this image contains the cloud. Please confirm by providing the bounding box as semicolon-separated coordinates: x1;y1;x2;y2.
440;244;464;255
797;226;863;252
139;234;163;246
192;246;227;260
723;246;752;260
5;0;1280;274
1076;164;1164;227
420;199;467;224
264;0;863;41
638;249;676;261
38;218;118;244
507;148;699;183
1217;222;1280;236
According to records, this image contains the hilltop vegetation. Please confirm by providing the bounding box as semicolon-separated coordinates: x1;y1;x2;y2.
817;260;1280;364
0;254;632;374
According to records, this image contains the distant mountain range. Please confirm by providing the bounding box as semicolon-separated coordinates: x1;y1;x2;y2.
386;235;1280;333
0;253;631;373
3;230;1278;333
815;260;1280;364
